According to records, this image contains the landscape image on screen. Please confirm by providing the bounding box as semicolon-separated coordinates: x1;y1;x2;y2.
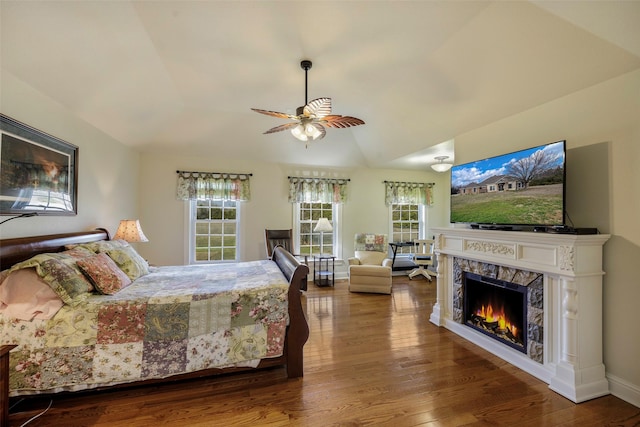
450;141;565;226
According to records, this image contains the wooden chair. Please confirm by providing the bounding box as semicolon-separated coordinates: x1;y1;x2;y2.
265;229;308;291
265;229;294;258
408;239;436;281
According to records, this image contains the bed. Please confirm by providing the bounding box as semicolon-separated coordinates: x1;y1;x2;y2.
0;228;309;419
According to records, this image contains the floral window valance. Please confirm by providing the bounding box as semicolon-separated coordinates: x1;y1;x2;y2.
288;176;349;204
384;181;434;206
176;170;251;201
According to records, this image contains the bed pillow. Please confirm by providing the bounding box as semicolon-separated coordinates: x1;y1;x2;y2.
61;246;95;260
106;245;149;280
77;253;132;295
10;254;94;306
0;268;64;320
66;239;129;254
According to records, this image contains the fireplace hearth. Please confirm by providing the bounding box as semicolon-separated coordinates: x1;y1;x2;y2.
463;272;528;353
430;227;610;403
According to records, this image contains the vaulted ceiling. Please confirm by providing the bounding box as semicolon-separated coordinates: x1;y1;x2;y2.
2;1;639;170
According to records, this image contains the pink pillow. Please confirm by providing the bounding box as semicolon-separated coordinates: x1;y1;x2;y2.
77;253;132;295
0;268;64;320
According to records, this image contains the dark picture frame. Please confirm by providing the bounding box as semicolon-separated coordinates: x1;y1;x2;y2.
0;114;78;215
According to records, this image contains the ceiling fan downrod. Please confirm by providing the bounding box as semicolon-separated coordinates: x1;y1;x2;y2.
301;60;312;108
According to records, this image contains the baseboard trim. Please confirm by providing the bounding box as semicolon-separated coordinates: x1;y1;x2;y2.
607;373;640;408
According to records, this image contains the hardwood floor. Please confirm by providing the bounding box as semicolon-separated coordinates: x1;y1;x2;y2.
8;276;639;426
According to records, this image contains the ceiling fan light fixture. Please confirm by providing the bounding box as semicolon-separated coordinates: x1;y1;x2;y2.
291;121;323;142
252;60;364;145
431;155;453;172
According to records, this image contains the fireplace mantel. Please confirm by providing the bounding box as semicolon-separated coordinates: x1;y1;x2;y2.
430;226;610;403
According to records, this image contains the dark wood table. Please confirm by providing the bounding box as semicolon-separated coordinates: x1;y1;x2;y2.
1;345;16;427
313;254;335;287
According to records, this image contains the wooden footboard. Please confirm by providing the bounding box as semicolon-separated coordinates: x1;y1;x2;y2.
271;246;310;378
0;229;309;417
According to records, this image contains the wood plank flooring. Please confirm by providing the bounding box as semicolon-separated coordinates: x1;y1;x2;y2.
8;276;640;426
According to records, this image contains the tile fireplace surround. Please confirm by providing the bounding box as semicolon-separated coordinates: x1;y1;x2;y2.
430;227;610;403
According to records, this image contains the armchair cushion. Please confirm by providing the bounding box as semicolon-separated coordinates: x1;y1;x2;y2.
354;250;387;266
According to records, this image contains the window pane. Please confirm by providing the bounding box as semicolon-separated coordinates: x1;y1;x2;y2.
210;235;222;247
196;208;209;220
195;235;209;247
196;223;209;234
210;207;222;220
222;248;236;260
210;223;223;234
191;200;238;263
195;249;209;261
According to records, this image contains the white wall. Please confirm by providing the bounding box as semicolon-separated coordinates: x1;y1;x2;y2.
0;71;139;240
453;69;640;407
137;152;450;267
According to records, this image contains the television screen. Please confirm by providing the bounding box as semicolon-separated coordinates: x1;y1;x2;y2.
450;140;566;228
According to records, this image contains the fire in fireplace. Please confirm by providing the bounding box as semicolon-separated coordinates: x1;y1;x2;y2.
463;272;528;353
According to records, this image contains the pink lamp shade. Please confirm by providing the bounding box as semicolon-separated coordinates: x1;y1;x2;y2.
113;219;149;243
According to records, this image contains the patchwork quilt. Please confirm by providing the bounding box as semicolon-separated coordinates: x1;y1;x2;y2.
0;260;290;395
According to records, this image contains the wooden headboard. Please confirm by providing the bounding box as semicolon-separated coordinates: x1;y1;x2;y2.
0;228;110;271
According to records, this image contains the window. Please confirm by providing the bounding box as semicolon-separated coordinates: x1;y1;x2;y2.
391;203;424;254
190;199;239;263
288;176;348;259
295;202;339;257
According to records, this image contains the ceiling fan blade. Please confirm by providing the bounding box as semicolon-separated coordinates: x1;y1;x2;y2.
319;115;365;129
251;108;297;120
303;98;332;118
263;122;299;134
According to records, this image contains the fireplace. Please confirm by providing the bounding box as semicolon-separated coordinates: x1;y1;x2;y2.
453;258;544;363
463;272;527;353
430;227;610;403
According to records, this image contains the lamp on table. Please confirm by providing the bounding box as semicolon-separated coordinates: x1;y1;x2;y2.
113;219;149;243
314;218;333;255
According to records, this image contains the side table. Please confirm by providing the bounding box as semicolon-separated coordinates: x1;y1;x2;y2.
313;254;335;287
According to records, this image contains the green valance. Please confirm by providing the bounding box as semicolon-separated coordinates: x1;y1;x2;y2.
288;176;349;204
176;171;251;201
384;181;434;206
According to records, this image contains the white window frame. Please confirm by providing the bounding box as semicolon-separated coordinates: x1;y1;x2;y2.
187;199;241;264
293;203;342;260
389;203;427;254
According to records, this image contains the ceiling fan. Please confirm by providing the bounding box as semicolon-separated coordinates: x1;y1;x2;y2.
251;60;365;144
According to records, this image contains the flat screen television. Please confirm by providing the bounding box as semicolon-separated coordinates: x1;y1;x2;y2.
450;140;566;229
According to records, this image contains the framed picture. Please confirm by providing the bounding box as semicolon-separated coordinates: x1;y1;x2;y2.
0;114;78;215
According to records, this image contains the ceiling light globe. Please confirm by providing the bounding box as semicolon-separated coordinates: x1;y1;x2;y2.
291;124;308;141
306;124;322;140
431;155;453;172
431;163;453;172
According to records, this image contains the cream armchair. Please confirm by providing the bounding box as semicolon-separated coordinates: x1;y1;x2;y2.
348;233;393;294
